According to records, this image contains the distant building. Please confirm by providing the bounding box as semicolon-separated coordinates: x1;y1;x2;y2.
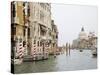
88;32;97;49
72;27;97;50
78;27;88;49
50;20;58;55
79;27;88;40
72;39;79;49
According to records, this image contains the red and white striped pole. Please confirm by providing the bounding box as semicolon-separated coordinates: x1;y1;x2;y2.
31;44;36;60
17;43;24;59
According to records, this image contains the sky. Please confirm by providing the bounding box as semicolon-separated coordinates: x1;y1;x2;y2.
51;4;98;46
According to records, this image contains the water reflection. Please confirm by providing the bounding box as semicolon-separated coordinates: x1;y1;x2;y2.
14;50;97;74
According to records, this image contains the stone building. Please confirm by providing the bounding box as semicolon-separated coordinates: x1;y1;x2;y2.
72;27;97;50
78;27;88;49
11;1;30;59
72;39;79;49
50;20;58;55
88;32;97;50
72;27;88;49
29;2;52;60
11;1;58;61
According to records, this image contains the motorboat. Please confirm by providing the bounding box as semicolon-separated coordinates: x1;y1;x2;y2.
80;49;83;52
92;49;97;57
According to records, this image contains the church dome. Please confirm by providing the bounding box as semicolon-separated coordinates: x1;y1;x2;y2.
79;27;88;40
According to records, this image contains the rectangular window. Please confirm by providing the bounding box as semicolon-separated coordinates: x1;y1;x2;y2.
11;24;16;35
23;2;25;7
27;4;30;17
37;41;39;46
28;28;30;38
40;41;42;46
34;40;36;44
23;28;25;36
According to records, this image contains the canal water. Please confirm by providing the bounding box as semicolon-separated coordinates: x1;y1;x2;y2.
14;50;97;74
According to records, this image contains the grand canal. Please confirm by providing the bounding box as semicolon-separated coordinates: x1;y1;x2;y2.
14;49;97;74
